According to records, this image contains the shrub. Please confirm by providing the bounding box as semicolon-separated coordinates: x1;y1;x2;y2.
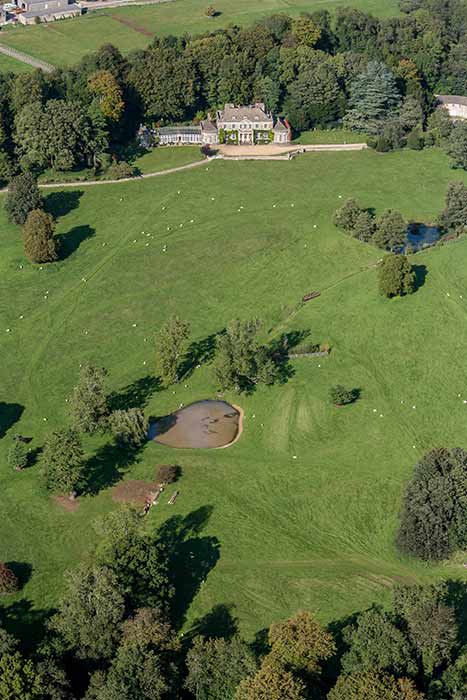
0;564;19;594
5;172;42;225
205;5;216;15
109;408;148;447
373;209;407;251
7;439;28;470
333;198;364;232
378;254;415;297
41;428;84;497
329;385;356;406
406;129;424;150
375;135;391;152
156;464;180;484
69;365;109;434
397;448;467;560
104;161;135;180
438;181;467;236
23;209;58;264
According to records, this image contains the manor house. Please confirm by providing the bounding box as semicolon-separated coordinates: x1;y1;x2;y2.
151;103;291;146
436;95;467;120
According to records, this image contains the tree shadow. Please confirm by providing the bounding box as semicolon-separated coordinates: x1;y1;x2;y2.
83;440;143;495
58;225;95;260
0;599;53;651
412;264;428;293
109;375;162;412
26;446;42;468
445;579;467;647
189;603;238;640
147;413;177;440
5;562;33;590
179;333;218;380
269;329;311;385
0;402;24;439
157;506;220;629
44;190;83;219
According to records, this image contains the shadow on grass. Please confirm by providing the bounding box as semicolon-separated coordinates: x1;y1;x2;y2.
157;506;220;630
412;264;428;293
109;375;162;412
0;599;53;651
44;190;83;219
6;562;33;590
0;402;24;439
59;225;95;260
179;333;218;380
190;603;238;640
83;440;143;495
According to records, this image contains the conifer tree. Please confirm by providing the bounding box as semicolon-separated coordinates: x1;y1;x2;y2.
23;209;58;264
5;172;42;225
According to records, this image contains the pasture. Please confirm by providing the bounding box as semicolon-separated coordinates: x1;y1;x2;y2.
0;0;400;69
1;147;467;644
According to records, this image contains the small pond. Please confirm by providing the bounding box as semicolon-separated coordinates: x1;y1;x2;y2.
401;223;441;253
148;400;242;449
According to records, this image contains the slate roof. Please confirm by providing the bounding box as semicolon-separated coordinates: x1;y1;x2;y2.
437;95;467;107
273;119;288;132
217;102;272;122
200;120;217;133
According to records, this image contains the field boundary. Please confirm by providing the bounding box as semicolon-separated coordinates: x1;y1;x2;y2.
0;42;55;72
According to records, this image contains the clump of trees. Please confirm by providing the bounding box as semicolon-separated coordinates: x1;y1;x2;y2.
212;318;278;392
333;199;407;251
397;447;467;561
438;181;467;238
378;254;415;297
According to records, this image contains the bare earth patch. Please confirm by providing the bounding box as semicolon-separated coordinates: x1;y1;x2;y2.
111;479;160;506
53;495;80;512
109;14;153;36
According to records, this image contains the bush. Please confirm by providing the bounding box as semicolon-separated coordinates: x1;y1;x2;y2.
329;385;356;406
205;5;216;15
397;448;467;560
375;135;391;152
23;208;58;264
378;254;415;297
7;439;28;470
406;129;424;150
109;408;148;447
104;161;136;180
0;563;19;594
156;464;180;484
5;172;42;225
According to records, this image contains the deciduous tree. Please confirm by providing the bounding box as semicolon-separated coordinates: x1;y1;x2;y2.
155;316;190;385
378;254;415;297
5;172;42;225
0;563;19;594
69;364;109;434
23;209;58;264
439;181;467;236
109;408;148;447
373;210;407;251
41;428;84;496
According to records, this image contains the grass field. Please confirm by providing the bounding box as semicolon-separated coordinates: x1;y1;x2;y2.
0;52;33;73
295;129;369;144
2;147;467;645
0;0;400;69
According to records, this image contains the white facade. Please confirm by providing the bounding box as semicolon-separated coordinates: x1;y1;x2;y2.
437;95;467;120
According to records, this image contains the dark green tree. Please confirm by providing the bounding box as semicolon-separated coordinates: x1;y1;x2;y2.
155;316;190;386
397;448;467;560
109;408;148;447
343;61;401;134
69;364;109;434
446;121;467;170
23;209;58;264
378;254;415;297
373;210;407;251
185;635;257;700
341;607;417;677
333;198;365;232
5;172;42;225
353;210;376;241
48;564;125;661
438;181;467;236
41;428;84;497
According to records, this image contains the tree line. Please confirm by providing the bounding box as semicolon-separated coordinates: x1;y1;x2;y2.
2;501;467;699
0;0;467;179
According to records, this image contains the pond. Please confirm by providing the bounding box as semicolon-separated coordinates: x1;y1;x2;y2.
148;400;242;449
402;223;441;253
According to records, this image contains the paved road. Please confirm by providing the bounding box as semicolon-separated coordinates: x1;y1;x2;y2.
79;0;173;10
0;43;55;72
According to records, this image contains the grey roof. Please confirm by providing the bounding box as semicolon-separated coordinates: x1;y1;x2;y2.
200;119;217;133
21;5;79;15
273;119;288;132
155;126;201;135
217;102;272;122
437;95;467;106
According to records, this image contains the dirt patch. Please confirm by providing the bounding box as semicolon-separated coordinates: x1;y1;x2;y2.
53;495;80;512
111;479;160;506
109;14;153;36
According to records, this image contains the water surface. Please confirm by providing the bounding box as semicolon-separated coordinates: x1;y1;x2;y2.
149;400;241;449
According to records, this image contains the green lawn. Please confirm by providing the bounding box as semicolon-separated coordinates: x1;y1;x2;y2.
295;129;369;144
0;52;33;74
2;147;467;646
0;0;399;68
